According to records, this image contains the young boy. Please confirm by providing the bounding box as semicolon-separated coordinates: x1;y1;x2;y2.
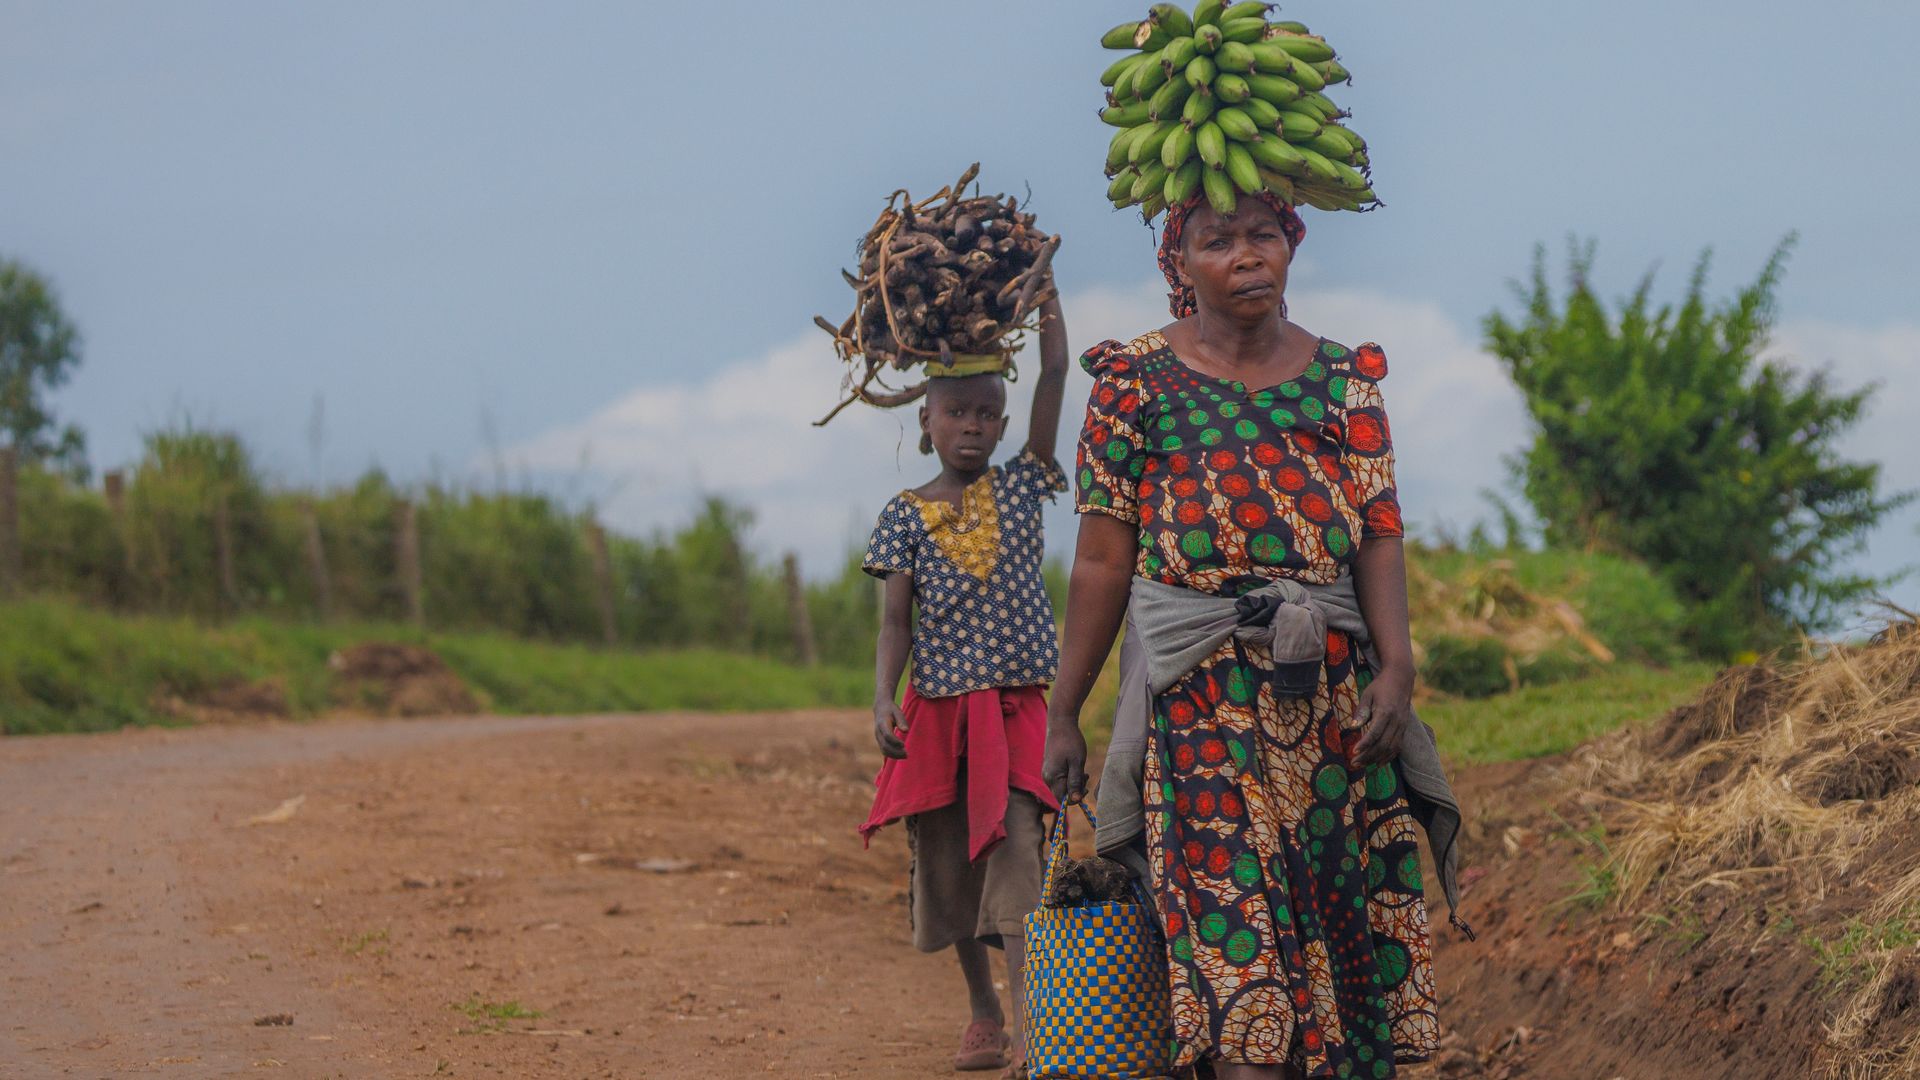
859;290;1069;1077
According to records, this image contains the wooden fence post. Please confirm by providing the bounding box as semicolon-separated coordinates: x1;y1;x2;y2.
396;499;423;628
212;493;239;612
302;500;333;621
783;553;819;667
0;446;18;598
584;520;619;646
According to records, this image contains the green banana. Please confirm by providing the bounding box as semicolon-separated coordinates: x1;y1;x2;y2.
1148;76;1193;122
1148;3;1194;38
1161;122;1198;170
1167;159;1204;204
1267;31;1334;62
1135;22;1172;50
1107;167;1140;202
1294;145;1342;182
1307;126;1354;159
1132;121;1179;165
1102;101;1152;127
1202;165;1238;215
1222;1;1273;20
1193;0;1227;27
1247;132;1309;174
1220;18;1267;44
1242;96;1281;130
1133;48;1171;95
1272;20;1310;34
1216;40;1257;74
1213;73;1252;104
1316;59;1352;84
1295;185;1349;212
1160;35;1198;75
1247;43;1299;76
1195;120;1227;168
1194;24;1223;54
1327;123;1366;150
1180;86;1217;128
1224;142;1261;195
1245;72;1301;105
1214;106;1258;142
1184;55;1216;90
1301;91;1348;119
1285;57;1325;91
1285;96;1329;122
1257;168;1297;204
1350;147;1369;169
1327;158;1370;192
1100;53;1145;88
1140;191;1169;220
1101;22;1142;50
1106;125;1142;172
1276;109;1322;141
1132;160;1170;203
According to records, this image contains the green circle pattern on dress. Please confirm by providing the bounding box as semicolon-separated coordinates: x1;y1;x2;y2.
1314;763;1350;801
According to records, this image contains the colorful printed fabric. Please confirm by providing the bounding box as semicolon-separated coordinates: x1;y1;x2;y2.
1074;333;1437;1074
864;449;1067;698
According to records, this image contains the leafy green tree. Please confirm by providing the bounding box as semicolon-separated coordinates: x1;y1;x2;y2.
1483;237;1908;653
0;258;86;475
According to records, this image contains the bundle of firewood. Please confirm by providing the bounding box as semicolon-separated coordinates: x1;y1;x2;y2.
813;163;1058;425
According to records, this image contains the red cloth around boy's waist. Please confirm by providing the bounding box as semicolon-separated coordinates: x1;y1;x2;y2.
859;684;1060;861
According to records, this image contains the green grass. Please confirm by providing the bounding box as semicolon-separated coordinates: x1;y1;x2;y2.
1804;908;1920;988
451;995;543;1033
1422;662;1718;766
0;596;869;735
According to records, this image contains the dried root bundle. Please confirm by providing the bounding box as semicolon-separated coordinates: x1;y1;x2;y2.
813;163;1058;426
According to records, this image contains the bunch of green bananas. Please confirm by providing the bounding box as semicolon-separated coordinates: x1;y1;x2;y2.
1097;2;1376;219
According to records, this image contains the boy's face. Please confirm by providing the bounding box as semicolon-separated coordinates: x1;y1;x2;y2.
920;374;1008;473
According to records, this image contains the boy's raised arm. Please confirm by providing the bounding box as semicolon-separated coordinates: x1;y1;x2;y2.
1023;287;1069;463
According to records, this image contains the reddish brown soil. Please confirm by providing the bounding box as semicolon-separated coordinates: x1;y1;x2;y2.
0;711;1849;1078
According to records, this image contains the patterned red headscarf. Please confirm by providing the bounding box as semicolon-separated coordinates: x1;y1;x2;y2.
1156;192;1307;318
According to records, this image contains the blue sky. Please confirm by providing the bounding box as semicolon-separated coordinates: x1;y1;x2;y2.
3;1;1917;609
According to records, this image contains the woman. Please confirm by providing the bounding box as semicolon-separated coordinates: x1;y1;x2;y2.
1042;192;1446;1079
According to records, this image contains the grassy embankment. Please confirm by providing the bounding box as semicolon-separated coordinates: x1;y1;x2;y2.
0;597;868;736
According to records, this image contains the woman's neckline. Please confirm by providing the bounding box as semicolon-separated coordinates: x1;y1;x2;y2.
1152;328;1329;396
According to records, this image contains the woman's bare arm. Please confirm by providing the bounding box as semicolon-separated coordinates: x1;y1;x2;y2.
871;572;915;759
1042;512;1138;802
1350;536;1416;767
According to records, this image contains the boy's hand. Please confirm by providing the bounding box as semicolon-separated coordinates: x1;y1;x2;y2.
874;699;909;759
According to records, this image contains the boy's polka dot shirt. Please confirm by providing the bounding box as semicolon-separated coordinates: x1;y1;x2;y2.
864;450;1066;699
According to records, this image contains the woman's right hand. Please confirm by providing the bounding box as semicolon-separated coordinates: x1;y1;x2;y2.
874;699;909;760
1042;714;1089;805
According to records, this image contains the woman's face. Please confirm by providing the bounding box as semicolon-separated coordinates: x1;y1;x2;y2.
1173;201;1293;321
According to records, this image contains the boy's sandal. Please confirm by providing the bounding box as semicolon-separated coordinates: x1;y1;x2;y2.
954;1018;1010;1071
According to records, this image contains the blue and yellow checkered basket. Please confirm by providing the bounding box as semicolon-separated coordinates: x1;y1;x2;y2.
1023;805;1173;1079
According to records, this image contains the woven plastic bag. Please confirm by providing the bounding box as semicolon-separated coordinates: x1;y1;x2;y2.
1023;805;1174;1078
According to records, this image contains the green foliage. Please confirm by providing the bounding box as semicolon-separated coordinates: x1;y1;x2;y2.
0;596;869;735
0;256;86;473
1421;662;1718;765
1483;237;1909;654
1421;635;1512;699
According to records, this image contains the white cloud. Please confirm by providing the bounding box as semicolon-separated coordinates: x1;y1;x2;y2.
503;285;1917;609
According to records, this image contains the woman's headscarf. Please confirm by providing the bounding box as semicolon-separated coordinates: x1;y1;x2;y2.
1156;192;1307;318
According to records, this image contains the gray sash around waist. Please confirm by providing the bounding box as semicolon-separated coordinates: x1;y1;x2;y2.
1093;573;1470;933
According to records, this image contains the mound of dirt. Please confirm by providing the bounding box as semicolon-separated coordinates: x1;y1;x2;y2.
156;676;292;723
327;643;478;718
1424;623;1920;1078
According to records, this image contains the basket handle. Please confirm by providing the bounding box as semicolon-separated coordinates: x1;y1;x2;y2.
1041;802;1099;899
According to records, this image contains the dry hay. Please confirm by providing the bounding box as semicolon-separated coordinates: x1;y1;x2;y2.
1561;623;1920;1076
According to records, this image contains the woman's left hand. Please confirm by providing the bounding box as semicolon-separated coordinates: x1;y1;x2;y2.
1351;664;1416;767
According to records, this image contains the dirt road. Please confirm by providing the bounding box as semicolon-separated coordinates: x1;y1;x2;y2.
2;710;1107;1079
4;708;1815;1079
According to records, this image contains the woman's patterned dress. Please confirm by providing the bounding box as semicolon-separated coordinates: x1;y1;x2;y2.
1076;331;1438;1076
